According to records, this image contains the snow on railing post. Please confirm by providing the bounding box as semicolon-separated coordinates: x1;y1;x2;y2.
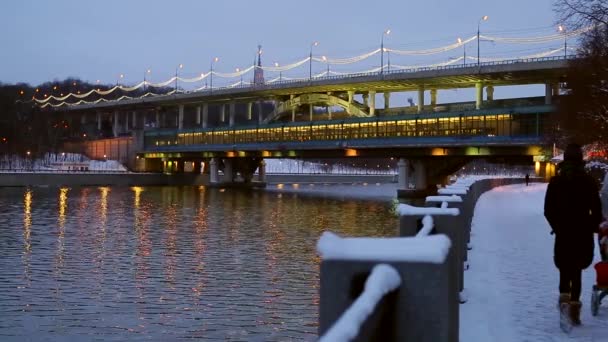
317;232;457;342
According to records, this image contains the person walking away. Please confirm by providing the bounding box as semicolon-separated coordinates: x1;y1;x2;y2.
544;143;602;327
525;173;530;186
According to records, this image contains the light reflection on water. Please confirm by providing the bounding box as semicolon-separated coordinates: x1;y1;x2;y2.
0;186;397;341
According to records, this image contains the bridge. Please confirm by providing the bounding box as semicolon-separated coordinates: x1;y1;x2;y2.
49;56;568;195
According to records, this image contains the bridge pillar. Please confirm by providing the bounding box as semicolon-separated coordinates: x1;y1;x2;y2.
96;112;102;131
258;101;263;124
229;101;236;127
398;158;409;190
383;92;390;109
290;95;296;121
178;105;184;129
258;160;266;182
209;158;219;183
113;111;119;137
223;158;233;182
196;106;201;125
412;160;427;191
155;109;160;128
80;114;86;125
369;90;376;116
475;82;483;110
430;89;437;106
347;91;354;115
553;83;560;97
131;111;137;129
486;85;494;102
417;86;425;113
247;102;253;120
309;103;314;121
202;103;208;128
220;104;226;123
327;92;332;119
362;93;368;107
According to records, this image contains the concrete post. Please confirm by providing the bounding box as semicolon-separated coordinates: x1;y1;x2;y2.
553;83;560;97
155;110;160;128
544;83;552;105
369;90;376;116
223;158;233;182
258;160;266;182
347;90;354;115
209;158;219;183
202;103;208;128
131;111;137;129
229;101;236;127
290;95;296;122
81;114;86;125
383;92;390;109
247;102;253;120
113;111;119;137
417;86;425;113
398;158;408;190
196;106;201;125
220;104;226;122
430;89;437;106
362;93;369;107
475;82;483;110
96;112;102;131
486;85;494;102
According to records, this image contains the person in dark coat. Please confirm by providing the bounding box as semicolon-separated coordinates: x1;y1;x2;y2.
544;143;602;325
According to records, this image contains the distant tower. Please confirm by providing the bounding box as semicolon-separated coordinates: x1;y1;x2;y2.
253;45;265;85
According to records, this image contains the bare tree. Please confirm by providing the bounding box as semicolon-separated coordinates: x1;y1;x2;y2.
553;1;608;147
554;0;608;29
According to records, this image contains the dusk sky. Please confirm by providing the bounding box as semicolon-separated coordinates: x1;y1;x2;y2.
1;0;560;93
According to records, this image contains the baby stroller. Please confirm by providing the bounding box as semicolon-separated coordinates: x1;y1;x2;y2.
591;222;608;316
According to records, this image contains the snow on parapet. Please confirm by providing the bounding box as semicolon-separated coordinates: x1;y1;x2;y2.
438;188;468;195
319;264;401;342
397;203;460;216
416;215;435;237
317;231;451;264
426;195;463;203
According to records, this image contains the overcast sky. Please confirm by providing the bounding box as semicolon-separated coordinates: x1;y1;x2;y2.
0;0;561;88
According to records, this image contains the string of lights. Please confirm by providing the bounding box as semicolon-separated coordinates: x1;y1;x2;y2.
33;26;591;106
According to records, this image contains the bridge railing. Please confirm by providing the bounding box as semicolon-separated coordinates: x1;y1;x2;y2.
317;176;536;341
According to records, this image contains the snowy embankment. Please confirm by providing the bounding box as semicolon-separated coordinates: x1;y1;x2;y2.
461;183;608;341
0;153;127;172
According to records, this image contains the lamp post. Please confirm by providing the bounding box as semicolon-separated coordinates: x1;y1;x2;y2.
144;69;151;93
477;15;489;66
274;62;282;82
236;68;243;86
322;56;329;76
558;25;567;58
457;38;467;65
309;41;319;80
210;57;219;92
381;29;391;74
175;64;183;92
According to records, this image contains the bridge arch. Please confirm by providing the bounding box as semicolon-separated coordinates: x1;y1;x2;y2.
264;93;370;123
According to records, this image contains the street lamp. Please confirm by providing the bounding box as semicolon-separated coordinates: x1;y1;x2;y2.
457;37;467;65
381;29;391;74
144;69;151;92
210;57;219;92
274;62;282;82
558;25;567;58
309;41;319;80
236;68;243;85
322;56;329;76
477;15;489;66
175;64;183;92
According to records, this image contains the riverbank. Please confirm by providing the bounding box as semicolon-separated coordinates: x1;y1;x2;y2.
0;172;396;188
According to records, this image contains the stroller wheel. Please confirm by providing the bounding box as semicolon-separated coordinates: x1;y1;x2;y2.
591;289;599;316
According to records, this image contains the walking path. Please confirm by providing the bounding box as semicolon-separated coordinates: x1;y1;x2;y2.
460;183;607;341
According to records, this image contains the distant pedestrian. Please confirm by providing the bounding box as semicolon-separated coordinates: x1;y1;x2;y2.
544;143;602;326
525;173;530;186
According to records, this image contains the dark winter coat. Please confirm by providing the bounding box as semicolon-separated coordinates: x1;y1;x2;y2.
544;161;602;270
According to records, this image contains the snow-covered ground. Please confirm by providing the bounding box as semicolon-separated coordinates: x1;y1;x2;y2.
461;183;608;341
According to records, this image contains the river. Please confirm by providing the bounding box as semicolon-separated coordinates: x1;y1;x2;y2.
0;184;398;341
